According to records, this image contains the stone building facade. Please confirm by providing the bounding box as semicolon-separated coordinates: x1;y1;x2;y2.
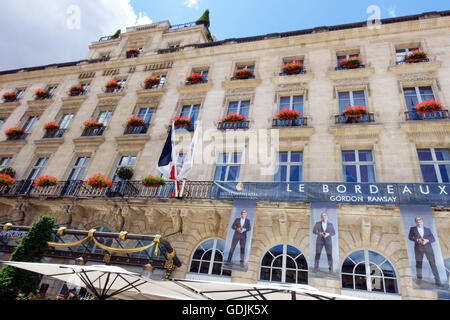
0;11;449;300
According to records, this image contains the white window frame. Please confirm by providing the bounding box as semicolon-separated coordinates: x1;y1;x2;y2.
25;157;48;180
396;47;420;63
58;113;74;130
0;157;11;170
275;151;303;182
15;89;25;100
22;115;39;133
404;86;435;104
338;90;367;107
214;152;242;182
342;150;376;183
96;110;112;126
66;156;90;181
187;238;232;278
181;104;200;119
112;155;136;181
227;100;250;116
417;148;450;183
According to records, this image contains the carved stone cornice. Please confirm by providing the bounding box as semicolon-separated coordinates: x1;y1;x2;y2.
34;138;64;153
72;135;105;152
136;88;167;97
177;81;213;94
399;120;450;135
222;78;262;90
272;73;314;85
0;139;27;153
388;61;442;74
61;95;88;106
327;67;374;80
115;134;150;150
0;101;21;110
26;99;54;109
329;123;384;139
97;91;126;106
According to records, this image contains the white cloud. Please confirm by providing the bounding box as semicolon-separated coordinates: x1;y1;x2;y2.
0;0;152;71
184;0;199;9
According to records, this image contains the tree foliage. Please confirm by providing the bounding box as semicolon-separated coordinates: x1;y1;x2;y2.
0;215;55;300
196;9;210;28
110;29;121;39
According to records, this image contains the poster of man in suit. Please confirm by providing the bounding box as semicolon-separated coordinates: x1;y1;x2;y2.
309;202;339;279
400;205;448;291
223;200;256;272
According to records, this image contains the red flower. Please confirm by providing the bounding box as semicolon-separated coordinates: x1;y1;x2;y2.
171;116;192;128
338;57;361;69
126;116;145;127
85;173;112;189
2;92;17;102
405;50;427;63
126;48;140;57
186;73;205;84
105;80;119;91
34;89;49;99
33;176;59;187
342;105;368;118
413;100;443;114
70;85;83;95
222;113;246;123
275;109;301;120
141;176;166;188
4;127;25;138
282;61;303;75
83;120;104;129
234;68;254;79
0;173;15;187
44;121;60;132
144;76;161;88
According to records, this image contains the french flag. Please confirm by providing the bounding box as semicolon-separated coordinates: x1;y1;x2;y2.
158;127;176;180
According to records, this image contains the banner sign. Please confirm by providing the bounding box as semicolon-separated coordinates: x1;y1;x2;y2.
309;203;340;280
211;182;450;206
399;205;448;291
223;200;256;272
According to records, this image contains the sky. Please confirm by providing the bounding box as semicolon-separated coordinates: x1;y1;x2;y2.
0;0;448;71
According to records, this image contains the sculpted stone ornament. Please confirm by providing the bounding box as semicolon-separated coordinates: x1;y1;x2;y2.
169;208;182;233
207;210;221;235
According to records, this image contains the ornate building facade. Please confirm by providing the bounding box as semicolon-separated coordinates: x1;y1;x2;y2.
0;11;449;300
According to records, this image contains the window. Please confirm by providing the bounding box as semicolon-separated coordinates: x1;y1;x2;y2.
0;157;11;170
59;113;74;130
96;110;112;126
192;69;209;81
137;108;154;125
148;74;166;89
235;64;254;73
111;155;136;195
15;89;25;100
337;53;360;67
338;91;366;112
109;79;126;93
214;153;241;182
47;86;57;97
341;250;399;294
0;118;4;128
417;148;450;183
80;83;90;95
19;157;48;194
396;47;420;64
62;156;90;195
227;101;250;118
189;239;232;277
259;244;308;284
275;152;303;182
403;86;435;112
281;59;305;75
179;104;200;129
342;150;376;183
22;115;38;133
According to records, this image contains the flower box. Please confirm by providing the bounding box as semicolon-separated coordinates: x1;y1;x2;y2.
116;166;134;180
171;116;192;128
85;173;112;189
83;120;104;130
169;192;189;199
338;57;361;69
141;176;166;188
0;173;15;187
2;92;17;102
282;61;303;75
44;121;60;132
342;106;368;118
70;85;83;96
105;80;119;91
0;166;16;178
186;73;205;84
234;68;254;79
144;76;161;88
35;89;49;99
5;127;25;138
405;50;427;63
413;100;443;114
126;48;140;58
33;176;59;187
127;116;145;127
275;109;301;121
222;113;246;123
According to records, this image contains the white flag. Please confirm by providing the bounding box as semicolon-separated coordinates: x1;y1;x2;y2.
178;126;199;180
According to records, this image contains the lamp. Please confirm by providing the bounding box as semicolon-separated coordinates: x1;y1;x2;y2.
141;263;153;279
75;257;86;265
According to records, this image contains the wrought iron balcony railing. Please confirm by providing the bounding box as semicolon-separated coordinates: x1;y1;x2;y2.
334;64;366;71
396;58;430;65
43;129;66;139
124;124;150;135
272;117;308;127
218;121;250;130
405;110;449;121
279;70;307;76
6;133;28;141
185;80;208;85
81;126;105;137
230;76;255;81
335;113;375;124
174;123;195;132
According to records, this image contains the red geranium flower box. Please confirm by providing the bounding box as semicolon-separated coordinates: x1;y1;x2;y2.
44;121;60;132
0;173;15;187
413;100;443;114
2;92;17;102
5;127;25;138
144;76;161;88
141;176;166;188
338;57;361;69
169;192;189;198
105;80;119;91
171;116;192;128
405;50;428;63
275;109;301;121
342;106;368;118
127;116;145;127
33;176;59;187
126;48;140;58
222;113;246;123
83;120;104;130
282;61;303;75
186;73;205;84
70;85;83;95
234;68;254;79
35;89;49;99
85;173;113;189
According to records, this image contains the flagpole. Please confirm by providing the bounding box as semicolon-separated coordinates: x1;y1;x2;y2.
171;120;178;197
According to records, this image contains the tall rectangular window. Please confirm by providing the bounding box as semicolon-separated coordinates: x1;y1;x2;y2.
227;101;250;118
0;157;11;170
342;150;376;183
59;113;74;130
81;83;90;95
62;156;90;195
214;153;241;182
137;108;154;124
19;157;49;194
279;95;303;114
417;148;450;183
192;69;209;81
0;118;4;128
338;91;366;113
396;47;420;64
22;116;38;133
15;89;25;100
96;111;112;126
275;152;303;182
112;155;137;182
403;86;435;112
47;86;57;97
180;104;200;129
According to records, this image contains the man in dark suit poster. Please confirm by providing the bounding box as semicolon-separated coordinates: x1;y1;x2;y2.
226;209;251;268
408;216;441;286
312;212;336;273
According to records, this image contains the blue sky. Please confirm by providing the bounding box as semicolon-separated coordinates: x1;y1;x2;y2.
0;0;448;71
132;0;449;40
